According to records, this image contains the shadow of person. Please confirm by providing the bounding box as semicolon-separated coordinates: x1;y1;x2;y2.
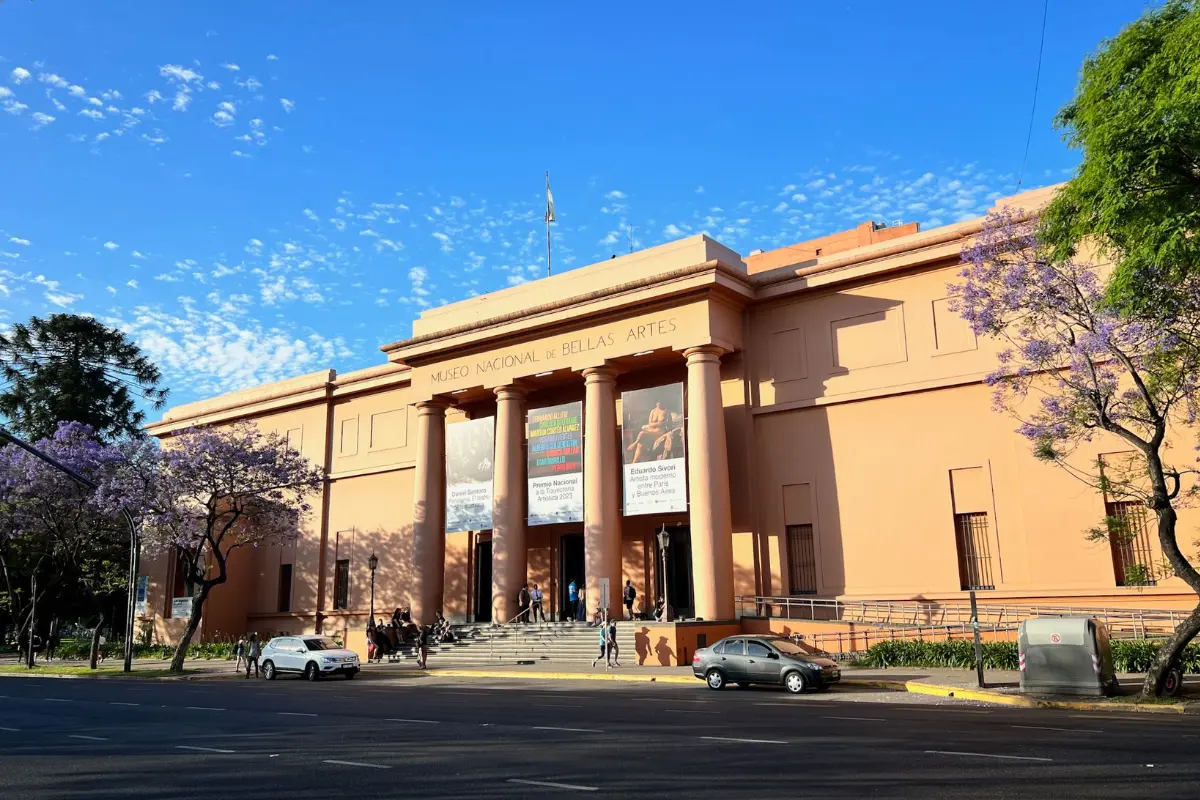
635;627;651;665
654;636;675;666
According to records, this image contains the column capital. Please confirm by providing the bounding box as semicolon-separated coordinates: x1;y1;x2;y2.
493;383;528;402
683;344;727;364
581;365;618;385
415;399;449;415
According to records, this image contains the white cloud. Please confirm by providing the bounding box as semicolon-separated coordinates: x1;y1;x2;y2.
231;149;251;158
303;208;319;221
8;237;31;246
30;112;54;129
266;54;279;61
87;96;103;107
159;64;204;84
78;108;104;120
605;190;627;199
38;72;68;89
663;224;685;238
50;97;67;111
236;76;263;92
126;279;139;289
695;186;705;194
141;129;167;145
154;273;181;282
106;286;117;295
131;250;146;259
791;193;808;203
172;91;192;111
0;87;11;98
806;178;827;189
432;231;453;253
217;101;236;113
103;241;119;250
101;89;122;101
773;201;788;213
206;80;221;90
10;67;32;84
4;100;28;115
279;98;295;113
45;291;83;308
67;84;86;97
144;89;165;104
221;63;241;72
212;109;235;127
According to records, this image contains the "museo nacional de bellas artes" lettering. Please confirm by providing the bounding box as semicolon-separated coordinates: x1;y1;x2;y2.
429;316;678;384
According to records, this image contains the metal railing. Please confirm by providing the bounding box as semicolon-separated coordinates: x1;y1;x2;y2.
736;595;1187;637
790;624;1021;657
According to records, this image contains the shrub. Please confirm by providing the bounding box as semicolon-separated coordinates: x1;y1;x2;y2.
858;638;1200;673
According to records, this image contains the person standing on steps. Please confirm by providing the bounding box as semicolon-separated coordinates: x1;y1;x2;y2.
244;633;261;678
567;579;579;622
530;583;545;622
416;623;430;669
623;580;637;621
517;583;531;624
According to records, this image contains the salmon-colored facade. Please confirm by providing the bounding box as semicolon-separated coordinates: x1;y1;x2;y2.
139;186;1198;650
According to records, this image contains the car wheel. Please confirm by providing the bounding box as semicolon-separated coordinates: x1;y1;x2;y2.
262;660;276;681
705;668;726;691
1163;666;1184;698
344;670;356;680
785;670;807;694
304;662;320;682
737;682;752;689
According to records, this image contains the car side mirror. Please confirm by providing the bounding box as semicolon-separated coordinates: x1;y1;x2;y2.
768;652;780;660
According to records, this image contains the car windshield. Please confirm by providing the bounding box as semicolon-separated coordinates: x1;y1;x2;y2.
770;639;809;656
302;638;341;651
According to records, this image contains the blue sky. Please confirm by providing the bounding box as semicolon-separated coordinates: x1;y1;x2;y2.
0;1;1158;408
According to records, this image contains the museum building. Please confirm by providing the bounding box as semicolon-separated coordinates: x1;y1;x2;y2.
139;185;1198;649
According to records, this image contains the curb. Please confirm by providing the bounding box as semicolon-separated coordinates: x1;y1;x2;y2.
423;668;697;685
860;678;1192;714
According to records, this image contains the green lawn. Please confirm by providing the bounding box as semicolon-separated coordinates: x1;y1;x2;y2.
0;664;185;679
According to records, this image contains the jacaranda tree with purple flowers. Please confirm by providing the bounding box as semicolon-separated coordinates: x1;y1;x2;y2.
145;424;324;672
955;209;1200;697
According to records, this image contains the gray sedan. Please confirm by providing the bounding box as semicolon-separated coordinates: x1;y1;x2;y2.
692;635;841;693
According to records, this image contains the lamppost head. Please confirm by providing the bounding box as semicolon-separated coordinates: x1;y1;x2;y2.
368;552;379;572
656;527;670;551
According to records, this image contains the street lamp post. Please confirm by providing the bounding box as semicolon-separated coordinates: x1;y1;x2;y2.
0;426;140;673
368;552;379;625
656;526;671;623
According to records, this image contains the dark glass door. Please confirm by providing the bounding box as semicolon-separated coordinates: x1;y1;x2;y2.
474;539;492;623
560;533;585;620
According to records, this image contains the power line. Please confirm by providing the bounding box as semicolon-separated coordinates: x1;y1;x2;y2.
1017;0;1050;190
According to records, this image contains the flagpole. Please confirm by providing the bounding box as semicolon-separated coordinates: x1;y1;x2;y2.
545;171;553;277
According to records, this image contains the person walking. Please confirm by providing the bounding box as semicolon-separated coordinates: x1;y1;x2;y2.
46;621;59;662
530;583;545;622
97;632;107;664
576;586;587;622
623;580;637;621
567;579;579;622
607;617;621;667
591;613;609;668
244;633;261;678
234;635;247;672
517;583;531;624
415;623;429;669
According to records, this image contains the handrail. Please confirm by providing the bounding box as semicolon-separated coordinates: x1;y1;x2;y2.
736;595;1186;633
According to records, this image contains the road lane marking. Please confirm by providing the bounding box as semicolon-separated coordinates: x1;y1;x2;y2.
700;735;788;745
68;735;108;741
110;702;140;707
323;759;391;769
663;709;719;714
755;702;815;707
823;715;886;722
277;712;317;717
534;704;582;709
1012;725;1103;734
533;726;603;733
925;750;1053;762
185;706;224;711
43;698;71;703
176;746;236;754
508;779;597;792
386;718;440;724
0;726;20;732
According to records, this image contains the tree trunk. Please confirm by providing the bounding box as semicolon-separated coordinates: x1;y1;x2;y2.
89;605;109;670
1142;602;1200;697
169;586;210;673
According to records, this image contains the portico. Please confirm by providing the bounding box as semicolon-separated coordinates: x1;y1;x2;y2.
383;250;750;625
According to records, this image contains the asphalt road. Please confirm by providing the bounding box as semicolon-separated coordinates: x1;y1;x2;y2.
0;673;1196;799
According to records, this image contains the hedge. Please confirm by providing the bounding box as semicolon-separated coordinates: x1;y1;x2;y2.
49;639;237;662
857;638;1200;673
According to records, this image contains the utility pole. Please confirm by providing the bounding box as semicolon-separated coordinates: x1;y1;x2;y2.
627;225;637;254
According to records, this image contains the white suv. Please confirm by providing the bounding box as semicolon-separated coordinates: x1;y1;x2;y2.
260;636;360;681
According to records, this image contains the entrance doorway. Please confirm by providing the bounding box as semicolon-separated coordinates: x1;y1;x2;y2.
474;539;492;623
656;526;694;619
559;533;585;620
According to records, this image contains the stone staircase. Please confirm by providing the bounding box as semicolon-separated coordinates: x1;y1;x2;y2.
382;621;646;666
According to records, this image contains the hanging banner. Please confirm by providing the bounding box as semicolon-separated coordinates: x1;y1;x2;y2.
134;575;149;617
621;383;687;515
445;417;495;532
527;401;583;525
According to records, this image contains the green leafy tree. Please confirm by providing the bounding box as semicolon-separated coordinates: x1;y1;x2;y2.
1040;0;1200;312
0;314;168;442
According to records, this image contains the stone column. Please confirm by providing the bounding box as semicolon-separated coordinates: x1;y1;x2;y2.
491;385;527;624
410;400;447;626
685;346;735;620
582;366;622;621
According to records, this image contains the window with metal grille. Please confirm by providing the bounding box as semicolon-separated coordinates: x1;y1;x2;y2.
786;524;818;595
1106;501;1157;587
278;564;293;613
333;559;350;610
954;512;995;590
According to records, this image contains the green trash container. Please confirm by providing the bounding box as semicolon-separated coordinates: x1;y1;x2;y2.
1018;616;1118;697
